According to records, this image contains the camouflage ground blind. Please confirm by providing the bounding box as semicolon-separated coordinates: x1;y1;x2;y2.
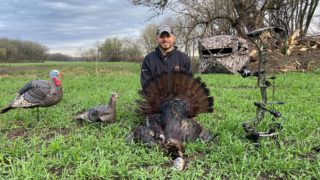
198;35;250;74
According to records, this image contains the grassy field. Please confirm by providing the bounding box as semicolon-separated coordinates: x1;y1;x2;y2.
0;61;319;179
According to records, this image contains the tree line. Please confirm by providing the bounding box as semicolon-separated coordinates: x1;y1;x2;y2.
77;37;144;62
0;36;145;63
1;0;318;63
78;0;320;62
131;0;319;36
0;38;48;63
131;0;320;57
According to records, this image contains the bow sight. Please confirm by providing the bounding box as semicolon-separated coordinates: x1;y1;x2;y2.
239;26;288;143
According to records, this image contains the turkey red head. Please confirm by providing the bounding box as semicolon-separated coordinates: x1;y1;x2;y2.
49;70;62;86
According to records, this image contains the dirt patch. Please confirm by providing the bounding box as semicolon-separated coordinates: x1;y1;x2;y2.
49;166;64;177
184;152;207;171
294;147;319;163
258;172;283;180
312;145;320;153
7;128;30;140
14;120;24;126
297;152;318;162
185;151;206;163
43;127;70;140
48;163;75;177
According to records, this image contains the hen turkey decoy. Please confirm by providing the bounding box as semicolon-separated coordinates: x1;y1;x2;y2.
1;70;63;114
133;71;214;170
73;92;117;123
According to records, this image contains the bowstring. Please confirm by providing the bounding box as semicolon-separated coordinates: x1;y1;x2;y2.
282;33;289;118
271;31;288;113
271;36;276;112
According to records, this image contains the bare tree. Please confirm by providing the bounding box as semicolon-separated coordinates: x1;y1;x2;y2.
316;15;320;30
131;0;171;18
76;47;87;61
140;23;158;53
0;48;6;60
95;41;102;61
0;38;48;63
299;0;319;35
122;37;144;61
99;37;144;62
268;0;319;35
100;37;123;61
85;48;99;62
130;0;320;37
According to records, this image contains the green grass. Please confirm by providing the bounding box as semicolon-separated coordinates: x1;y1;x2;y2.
0;61;319;179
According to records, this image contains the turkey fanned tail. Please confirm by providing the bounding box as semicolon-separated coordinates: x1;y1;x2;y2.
138;71;214;117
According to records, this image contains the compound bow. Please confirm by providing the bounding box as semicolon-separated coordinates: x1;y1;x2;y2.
238;26;288;142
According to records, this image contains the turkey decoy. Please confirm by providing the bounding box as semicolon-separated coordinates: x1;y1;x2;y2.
73;92;117;123
133;72;214;170
1;70;63;115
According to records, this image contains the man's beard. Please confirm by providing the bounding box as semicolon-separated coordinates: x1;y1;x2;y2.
160;44;173;51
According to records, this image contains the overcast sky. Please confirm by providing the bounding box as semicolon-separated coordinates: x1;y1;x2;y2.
0;0;157;55
1;1;319;56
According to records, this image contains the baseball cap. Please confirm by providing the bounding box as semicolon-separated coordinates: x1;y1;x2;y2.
156;24;174;36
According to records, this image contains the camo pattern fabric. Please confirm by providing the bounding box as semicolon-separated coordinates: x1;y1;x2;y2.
198;35;250;74
199;55;249;74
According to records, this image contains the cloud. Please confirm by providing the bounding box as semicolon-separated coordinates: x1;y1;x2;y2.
0;0;158;55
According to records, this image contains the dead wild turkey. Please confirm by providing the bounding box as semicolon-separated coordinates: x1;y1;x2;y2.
133;71;214;170
0;70;63;114
73;92;117;123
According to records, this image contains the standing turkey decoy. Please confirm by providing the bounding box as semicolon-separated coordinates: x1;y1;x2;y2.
73;92;117;123
0;70;63;114
133;71;214;170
